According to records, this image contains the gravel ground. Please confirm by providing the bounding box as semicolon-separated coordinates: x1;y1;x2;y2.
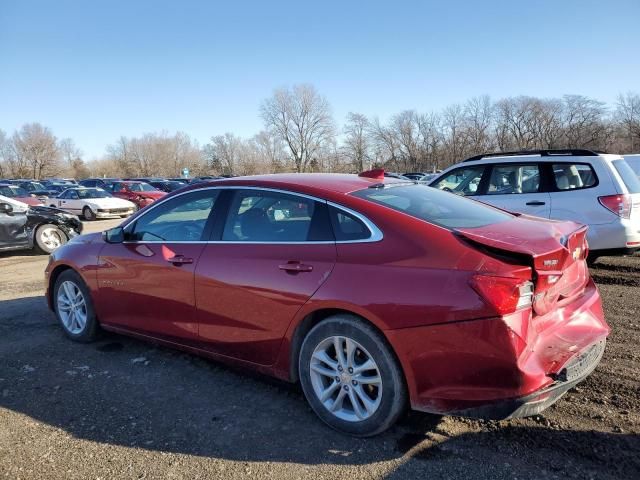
0;219;638;479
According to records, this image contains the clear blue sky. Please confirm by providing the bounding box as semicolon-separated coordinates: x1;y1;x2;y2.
1;0;639;159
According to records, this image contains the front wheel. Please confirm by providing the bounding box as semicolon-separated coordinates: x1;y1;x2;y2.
34;224;67;254
83;206;96;221
299;315;407;437
54;270;100;342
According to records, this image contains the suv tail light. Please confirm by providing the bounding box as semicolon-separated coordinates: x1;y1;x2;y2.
470;275;534;316
598;194;632;219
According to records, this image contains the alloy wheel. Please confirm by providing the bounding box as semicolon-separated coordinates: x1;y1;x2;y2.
40;227;63;250
57;281;88;335
309;336;383;422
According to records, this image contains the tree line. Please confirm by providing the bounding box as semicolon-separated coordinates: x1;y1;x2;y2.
1;86;639;180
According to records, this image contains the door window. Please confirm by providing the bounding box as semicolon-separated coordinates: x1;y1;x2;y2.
487;164;540;195
130;190;220;242
222;190;326;242
432;166;485;196
552;163;597;191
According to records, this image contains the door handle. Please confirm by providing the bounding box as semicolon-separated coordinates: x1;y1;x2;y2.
525;201;546;206
167;255;193;265
279;262;313;273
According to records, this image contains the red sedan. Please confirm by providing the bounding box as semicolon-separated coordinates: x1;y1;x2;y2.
108;180;166;210
45;170;609;436
0;183;44;206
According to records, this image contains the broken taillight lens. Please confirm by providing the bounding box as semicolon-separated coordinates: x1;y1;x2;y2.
470;275;534;316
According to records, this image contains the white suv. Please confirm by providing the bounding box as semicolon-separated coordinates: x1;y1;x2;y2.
430;149;640;260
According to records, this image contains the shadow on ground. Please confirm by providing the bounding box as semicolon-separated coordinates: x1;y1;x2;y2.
0;295;638;479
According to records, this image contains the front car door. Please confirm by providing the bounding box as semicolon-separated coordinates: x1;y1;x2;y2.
95;189;221;342
195;188;337;365
0;198;29;250
473;163;551;218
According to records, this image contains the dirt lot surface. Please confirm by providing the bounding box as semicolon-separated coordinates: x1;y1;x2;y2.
1;219;638;479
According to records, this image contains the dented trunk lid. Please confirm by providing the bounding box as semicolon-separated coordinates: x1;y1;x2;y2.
455;214;589;316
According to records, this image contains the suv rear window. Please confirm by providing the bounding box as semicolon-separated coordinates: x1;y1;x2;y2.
612;159;640;194
352;184;512;229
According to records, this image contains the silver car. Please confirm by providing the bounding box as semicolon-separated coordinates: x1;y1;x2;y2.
430;149;640;260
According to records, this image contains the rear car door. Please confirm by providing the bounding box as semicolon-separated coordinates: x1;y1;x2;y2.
474;163;551;217
96;189;221;342
194;188;337;365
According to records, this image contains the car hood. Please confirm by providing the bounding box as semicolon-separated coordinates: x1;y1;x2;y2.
16;196;44;206
135;191;166;199
85;197;135;208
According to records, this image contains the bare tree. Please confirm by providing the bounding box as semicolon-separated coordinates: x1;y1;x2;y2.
260;84;335;173
616;92;640;152
343;112;370;172
11;123;60;179
562;95;609;149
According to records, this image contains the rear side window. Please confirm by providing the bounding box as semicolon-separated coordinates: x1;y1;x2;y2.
329;206;370;241
552;163;597;191
431;166;485;196
612;159;640;194
487;164;540;195
352;184;512;229
222;190;330;242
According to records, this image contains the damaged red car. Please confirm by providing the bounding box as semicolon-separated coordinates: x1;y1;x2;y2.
45;171;609;436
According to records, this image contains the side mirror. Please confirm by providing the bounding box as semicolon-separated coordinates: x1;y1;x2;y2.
103;226;125;244
0;202;14;215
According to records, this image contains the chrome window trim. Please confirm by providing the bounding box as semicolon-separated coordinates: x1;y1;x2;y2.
122;185;384;245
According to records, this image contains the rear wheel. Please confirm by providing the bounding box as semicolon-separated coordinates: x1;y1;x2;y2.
83;206;96;221
34;224;67;254
299;315;406;436
54;270;100;342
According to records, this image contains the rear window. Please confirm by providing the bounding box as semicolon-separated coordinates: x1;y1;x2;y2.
612;159;640;194
352;184;513;229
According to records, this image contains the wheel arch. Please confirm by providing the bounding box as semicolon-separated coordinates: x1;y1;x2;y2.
285;306;406;386
47;264;75;308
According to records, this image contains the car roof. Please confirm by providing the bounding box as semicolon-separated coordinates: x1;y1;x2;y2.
187;173;411;196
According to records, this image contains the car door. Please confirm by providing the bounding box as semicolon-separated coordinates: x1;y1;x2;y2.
0;199;29;249
194;188;337;366
57;190;81;213
473;163;551;218
96;189;222;342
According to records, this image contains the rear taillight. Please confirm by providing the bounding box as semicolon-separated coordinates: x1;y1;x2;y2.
470;275;534;316
598;194;632;219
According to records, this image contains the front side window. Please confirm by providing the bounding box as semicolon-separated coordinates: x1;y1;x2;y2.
68;190;79;199
353;184;512;229
487;164;540;195
432;166;485;196
130;190;220;242
552;163;597;191
222;190;323;242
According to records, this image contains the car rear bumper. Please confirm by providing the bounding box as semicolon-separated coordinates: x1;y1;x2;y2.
587;218;640;251
387;278;609;417
452;339;606;419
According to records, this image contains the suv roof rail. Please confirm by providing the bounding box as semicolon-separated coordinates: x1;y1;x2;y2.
463;149;602;162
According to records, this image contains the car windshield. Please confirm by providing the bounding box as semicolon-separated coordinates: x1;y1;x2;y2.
352;184;513;229
0;185;29;197
76;188;112;199
26;182;46;190
129;183;157;192
612;159;640;194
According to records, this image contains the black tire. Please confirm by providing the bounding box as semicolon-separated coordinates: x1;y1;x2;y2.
299;315;407;437
83;206;96;221
53;270;100;342
34;224;68;254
